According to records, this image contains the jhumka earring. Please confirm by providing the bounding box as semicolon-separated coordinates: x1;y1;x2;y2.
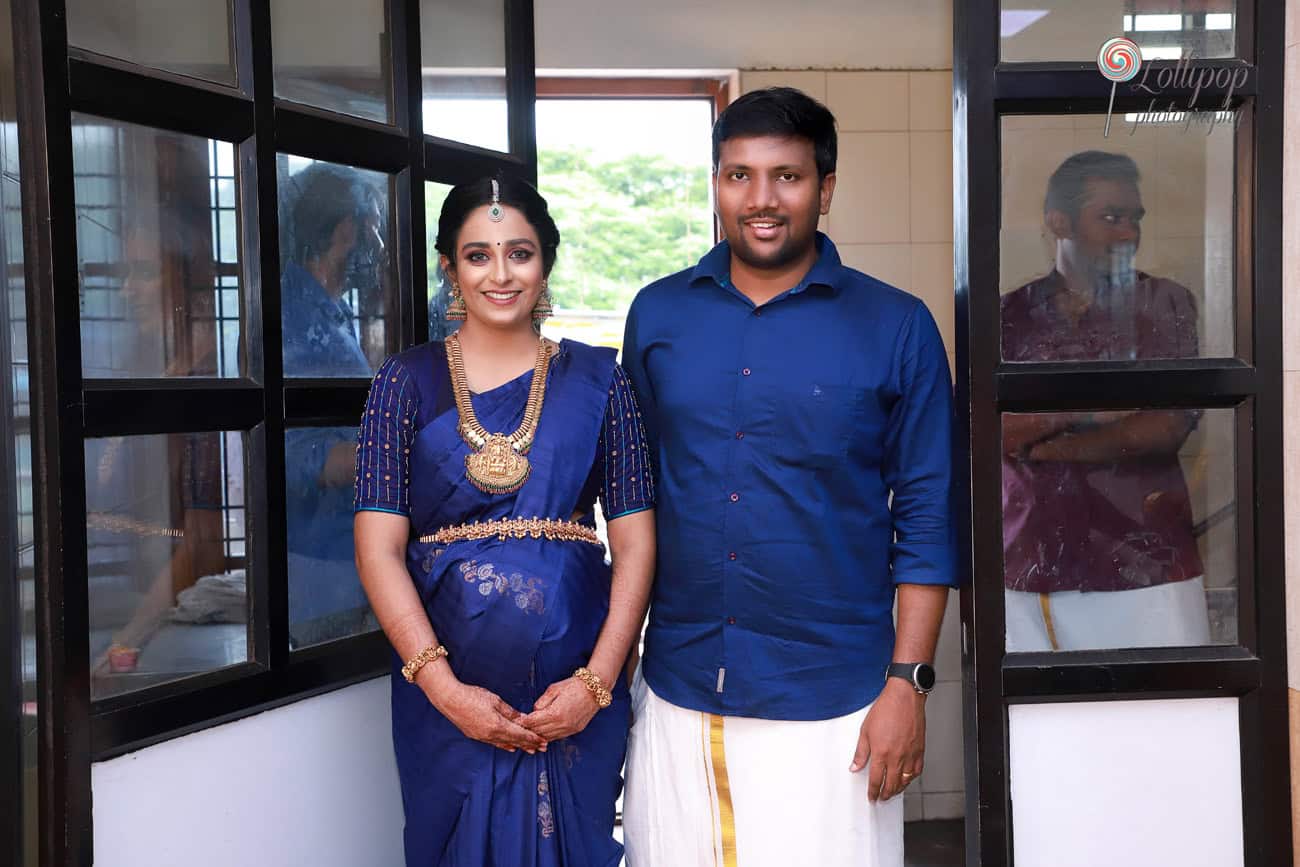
446;282;467;321
532;279;553;326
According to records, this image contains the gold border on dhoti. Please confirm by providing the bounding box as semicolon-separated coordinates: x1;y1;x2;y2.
417;517;601;547
706;713;738;867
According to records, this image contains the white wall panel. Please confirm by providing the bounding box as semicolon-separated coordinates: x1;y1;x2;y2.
1009;697;1242;867
92;678;403;867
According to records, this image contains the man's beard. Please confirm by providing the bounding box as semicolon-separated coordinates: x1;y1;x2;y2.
729;214;817;271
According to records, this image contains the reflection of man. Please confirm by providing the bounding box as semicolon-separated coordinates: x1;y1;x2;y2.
622;88;956;866
281;164;385;646
1001;150;1210;651
281;163;384;377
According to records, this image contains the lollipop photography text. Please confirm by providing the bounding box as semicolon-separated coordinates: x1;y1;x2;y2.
1097;38;1247;136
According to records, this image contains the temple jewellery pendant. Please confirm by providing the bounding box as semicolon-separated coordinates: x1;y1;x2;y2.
447;331;552;495
463;434;531;495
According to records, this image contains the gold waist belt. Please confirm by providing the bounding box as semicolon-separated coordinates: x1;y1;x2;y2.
419;517;601;547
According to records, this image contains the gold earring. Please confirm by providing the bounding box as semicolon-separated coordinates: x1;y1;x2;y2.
532;279;553;325
446;283;467;321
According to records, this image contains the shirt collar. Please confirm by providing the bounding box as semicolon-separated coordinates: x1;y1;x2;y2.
690;232;845;297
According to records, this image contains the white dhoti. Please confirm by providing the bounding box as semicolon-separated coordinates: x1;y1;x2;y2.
622;669;904;867
1005;575;1212;652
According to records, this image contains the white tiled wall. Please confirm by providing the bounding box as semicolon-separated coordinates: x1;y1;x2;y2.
740;69;962;820
1283;3;1300;860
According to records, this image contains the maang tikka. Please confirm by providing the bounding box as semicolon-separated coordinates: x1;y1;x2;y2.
488;178;504;222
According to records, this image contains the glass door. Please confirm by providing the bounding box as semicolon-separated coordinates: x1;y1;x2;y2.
955;1;1289;864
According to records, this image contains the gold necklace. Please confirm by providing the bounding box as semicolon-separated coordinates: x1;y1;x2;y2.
446;332;555;495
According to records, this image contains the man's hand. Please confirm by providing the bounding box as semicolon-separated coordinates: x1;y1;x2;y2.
849;678;927;802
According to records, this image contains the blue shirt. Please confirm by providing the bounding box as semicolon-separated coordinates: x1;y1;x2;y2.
280;262;374;626
281;261;372;379
622;234;957;721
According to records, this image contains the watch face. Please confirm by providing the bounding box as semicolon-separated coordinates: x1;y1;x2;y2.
915;663;937;691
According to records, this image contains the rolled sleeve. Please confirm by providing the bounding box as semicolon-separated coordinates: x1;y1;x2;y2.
883;302;959;587
353;356;419;515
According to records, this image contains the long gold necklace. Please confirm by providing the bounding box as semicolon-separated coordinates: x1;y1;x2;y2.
446;332;555;495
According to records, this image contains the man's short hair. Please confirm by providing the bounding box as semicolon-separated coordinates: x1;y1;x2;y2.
712;87;838;180
1044;150;1141;222
284;163;381;265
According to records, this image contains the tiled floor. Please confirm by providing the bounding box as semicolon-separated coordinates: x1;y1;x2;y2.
905;819;965;867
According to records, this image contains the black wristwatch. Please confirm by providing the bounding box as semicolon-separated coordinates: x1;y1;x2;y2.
887;662;936;695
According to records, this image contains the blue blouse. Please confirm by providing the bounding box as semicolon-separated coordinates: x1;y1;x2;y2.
354;343;654;522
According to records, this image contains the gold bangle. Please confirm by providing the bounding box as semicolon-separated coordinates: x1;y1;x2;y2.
573;666;613;709
401;644;449;684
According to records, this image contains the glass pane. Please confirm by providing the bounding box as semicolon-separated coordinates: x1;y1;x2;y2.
536;99;715;351
87;432;250;700
65;0;235;85
420;0;509;152
1000;114;1236;361
278;156;393;377
2;0;37;852
1001;2;1237;62
286;426;376;647
72;116;244;378
272;0;391;123
425;181;457;341
1002;408;1236;652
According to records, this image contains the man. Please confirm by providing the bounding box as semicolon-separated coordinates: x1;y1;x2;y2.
1001;150;1210;652
620;87;956;866
281;163;387;646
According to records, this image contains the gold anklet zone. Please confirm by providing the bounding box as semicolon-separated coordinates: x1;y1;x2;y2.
418;517;601;547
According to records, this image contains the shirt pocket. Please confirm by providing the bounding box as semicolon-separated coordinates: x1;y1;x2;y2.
759;382;865;470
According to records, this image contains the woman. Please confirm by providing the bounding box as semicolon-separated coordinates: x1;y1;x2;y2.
353;174;655;866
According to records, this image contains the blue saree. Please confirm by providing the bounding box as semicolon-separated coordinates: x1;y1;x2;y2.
354;339;653;867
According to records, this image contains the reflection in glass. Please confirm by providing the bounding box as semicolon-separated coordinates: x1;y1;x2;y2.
1002;408;1236;652
279;156;392;377
272;0;391;123
2;0;38;852
286;426;376;647
66;0;235;85
1001;115;1236;360
425;182;456;341
87;433;249;700
420;0;509;152
73;116;243;378
1001;1;1236;62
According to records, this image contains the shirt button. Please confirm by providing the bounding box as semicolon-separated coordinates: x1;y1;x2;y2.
735;431;744;440
729;492;739;503
754;309;762;317
728;552;737;561
726;617;737;625
741;367;751;376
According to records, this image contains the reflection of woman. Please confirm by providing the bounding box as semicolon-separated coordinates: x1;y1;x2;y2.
354;175;655;864
88;201;230;684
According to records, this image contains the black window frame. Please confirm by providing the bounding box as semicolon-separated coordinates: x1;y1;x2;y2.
955;2;1289;865
9;1;537;863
